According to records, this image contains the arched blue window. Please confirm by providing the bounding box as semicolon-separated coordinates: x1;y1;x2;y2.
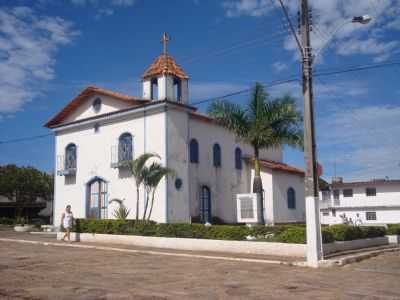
118;133;133;162
65;143;77;170
189;139;199;163
235;147;242;170
213;143;221;167
287;187;296;209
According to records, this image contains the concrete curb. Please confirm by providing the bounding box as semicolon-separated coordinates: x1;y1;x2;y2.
0;237;301;267
318;246;400;267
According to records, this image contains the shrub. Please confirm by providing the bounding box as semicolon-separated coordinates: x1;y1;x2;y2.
321;228;335;244
0;217;15;225
387;224;400;235
325;224;386;241
73;219;386;244
276;226;306;244
360;226;386;238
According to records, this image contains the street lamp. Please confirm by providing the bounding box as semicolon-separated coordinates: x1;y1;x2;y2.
352;15;372;24
313;15;372;62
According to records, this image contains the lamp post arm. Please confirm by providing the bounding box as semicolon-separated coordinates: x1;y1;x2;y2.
312;20;352;63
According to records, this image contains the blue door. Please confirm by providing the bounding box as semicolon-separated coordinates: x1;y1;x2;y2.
87;178;108;219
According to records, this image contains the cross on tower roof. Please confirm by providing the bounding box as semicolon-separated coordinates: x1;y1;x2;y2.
161;32;170;56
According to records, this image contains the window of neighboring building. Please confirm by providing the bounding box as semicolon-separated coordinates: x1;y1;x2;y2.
189;139;199;163
213;143;221;167
118;133;133;162
366;211;377;220
332;209;336;217
343;189;353;197
322;212;329;216
235;147;242;170
366;187;376;197
333;189;340;200
287;187;296;209
322;190;331;201
65;143;77;170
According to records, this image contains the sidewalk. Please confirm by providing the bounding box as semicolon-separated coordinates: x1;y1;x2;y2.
0;228;304;265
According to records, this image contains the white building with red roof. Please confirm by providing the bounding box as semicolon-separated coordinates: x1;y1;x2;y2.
45;35;306;226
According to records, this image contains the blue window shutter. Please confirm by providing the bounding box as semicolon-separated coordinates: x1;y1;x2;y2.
190;139;199;163
287;187;296;209
213;143;221;167
235;147;242;170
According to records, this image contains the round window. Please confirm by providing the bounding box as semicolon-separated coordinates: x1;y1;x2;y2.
175;178;183;190
92;97;102;113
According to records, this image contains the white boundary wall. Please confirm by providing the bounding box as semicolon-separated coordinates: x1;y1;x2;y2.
57;232;306;257
323;237;389;255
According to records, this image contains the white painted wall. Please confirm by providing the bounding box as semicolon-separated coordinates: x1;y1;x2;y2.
53;105;167;226
321;208;400;225
63;94;134;123
319;182;400;225
272;171;305;224
165;108;190;223
187;115;284;223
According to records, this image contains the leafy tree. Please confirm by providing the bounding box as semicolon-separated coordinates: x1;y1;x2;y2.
208;83;303;224
0;164;53;220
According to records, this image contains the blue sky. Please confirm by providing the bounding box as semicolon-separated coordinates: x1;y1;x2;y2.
0;0;399;181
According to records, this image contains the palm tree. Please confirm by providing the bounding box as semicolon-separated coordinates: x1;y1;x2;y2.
145;163;175;221
208;82;303;224
128;153;160;222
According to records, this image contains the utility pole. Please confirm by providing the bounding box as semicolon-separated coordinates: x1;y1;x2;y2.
300;0;323;266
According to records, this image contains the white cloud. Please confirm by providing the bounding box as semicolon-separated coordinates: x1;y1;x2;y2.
223;0;275;17
318;105;400;180
0;6;78;113
268;80;368;101
223;0;400;63
272;61;288;72
69;0;136;18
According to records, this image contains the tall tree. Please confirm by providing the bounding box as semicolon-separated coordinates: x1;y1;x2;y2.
208;82;303;224
0;164;53;219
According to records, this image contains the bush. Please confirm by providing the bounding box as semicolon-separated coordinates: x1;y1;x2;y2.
73;219;387;244
276;226;306;244
325;224;386;241
387;224;400;235
0;217;16;225
321;228;335;244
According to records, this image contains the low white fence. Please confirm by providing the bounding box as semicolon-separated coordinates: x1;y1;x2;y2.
57;232;397;258
323;237;389;255
57;232;307;257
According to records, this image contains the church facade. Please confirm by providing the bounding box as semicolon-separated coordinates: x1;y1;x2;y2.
45;36;306;226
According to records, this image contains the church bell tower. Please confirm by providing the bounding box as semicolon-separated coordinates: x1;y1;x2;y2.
142;33;189;103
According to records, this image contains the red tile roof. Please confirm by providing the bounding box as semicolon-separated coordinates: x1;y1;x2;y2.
142;54;189;80
259;159;305;175
44;86;147;128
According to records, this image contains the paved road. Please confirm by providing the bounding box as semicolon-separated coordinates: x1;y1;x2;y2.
0;231;400;299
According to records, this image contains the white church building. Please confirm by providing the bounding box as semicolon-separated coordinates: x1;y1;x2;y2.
45;35;306;226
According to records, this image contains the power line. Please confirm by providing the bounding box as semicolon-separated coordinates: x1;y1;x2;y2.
2;61;398;145
190;60;400;106
179;29;289;65
0;133;52;145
